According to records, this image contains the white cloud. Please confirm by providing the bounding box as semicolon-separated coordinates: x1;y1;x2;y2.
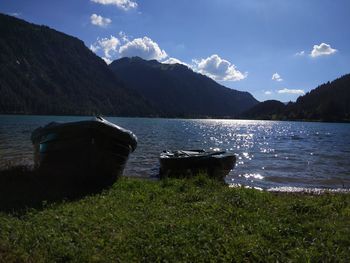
95;36;120;58
162;57;189;67
119;31;130;42
91;0;137;10
264;91;273;95
90;14;112;27
295;50;305;56
9;12;21;17
102;57;113;64
193;54;247;81
90;44;100;53
119;37;167;60
310;43;337;57
278;88;305;95
272;72;283;82
90;34;246;81
90;34;168;62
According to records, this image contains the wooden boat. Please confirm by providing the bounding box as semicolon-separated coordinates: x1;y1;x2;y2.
159;149;236;181
31;117;137;181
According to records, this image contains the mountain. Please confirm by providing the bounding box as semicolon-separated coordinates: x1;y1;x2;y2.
0;13;154;116
0;14;258;118
240;74;350;122
286;74;350;121
240;100;286;120
109;57;259;118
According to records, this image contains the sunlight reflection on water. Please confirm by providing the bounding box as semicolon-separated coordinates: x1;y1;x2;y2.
1;115;350;191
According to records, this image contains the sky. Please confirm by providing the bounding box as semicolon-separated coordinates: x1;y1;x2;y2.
1;0;350;102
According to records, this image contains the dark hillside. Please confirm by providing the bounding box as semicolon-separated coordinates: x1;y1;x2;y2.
241;100;286;120
240;74;350;122
0;14;154;116
286;74;350;121
109;57;259;118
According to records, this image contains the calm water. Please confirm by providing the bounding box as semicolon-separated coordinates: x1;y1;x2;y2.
1;115;350;192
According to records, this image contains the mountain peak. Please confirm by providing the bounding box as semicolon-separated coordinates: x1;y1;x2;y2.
0;13;155;116
109;56;258;117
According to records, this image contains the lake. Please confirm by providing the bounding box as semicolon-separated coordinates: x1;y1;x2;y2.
1;115;350;192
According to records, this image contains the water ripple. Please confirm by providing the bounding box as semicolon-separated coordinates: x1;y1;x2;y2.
1;116;350;191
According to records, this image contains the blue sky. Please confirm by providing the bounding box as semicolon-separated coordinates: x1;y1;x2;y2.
1;0;349;102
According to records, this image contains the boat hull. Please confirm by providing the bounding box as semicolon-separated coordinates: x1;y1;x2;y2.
159;150;236;181
31;117;137;182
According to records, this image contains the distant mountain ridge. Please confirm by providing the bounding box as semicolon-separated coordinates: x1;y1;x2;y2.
241;74;350;122
289;74;350;121
0;13;154;116
0;13;259;118
2;13;347;121
241;100;286;120
109;57;259;118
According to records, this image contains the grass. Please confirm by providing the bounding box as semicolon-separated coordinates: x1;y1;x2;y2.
0;169;349;262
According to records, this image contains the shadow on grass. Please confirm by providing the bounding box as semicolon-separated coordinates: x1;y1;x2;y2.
0;166;116;214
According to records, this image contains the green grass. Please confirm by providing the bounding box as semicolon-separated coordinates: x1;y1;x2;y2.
0;174;350;262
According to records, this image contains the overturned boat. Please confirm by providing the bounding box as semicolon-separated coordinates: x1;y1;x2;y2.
159;149;236;181
31;117;137;181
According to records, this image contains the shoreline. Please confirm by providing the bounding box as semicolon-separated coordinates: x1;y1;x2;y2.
1;113;350;124
1;165;349;197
